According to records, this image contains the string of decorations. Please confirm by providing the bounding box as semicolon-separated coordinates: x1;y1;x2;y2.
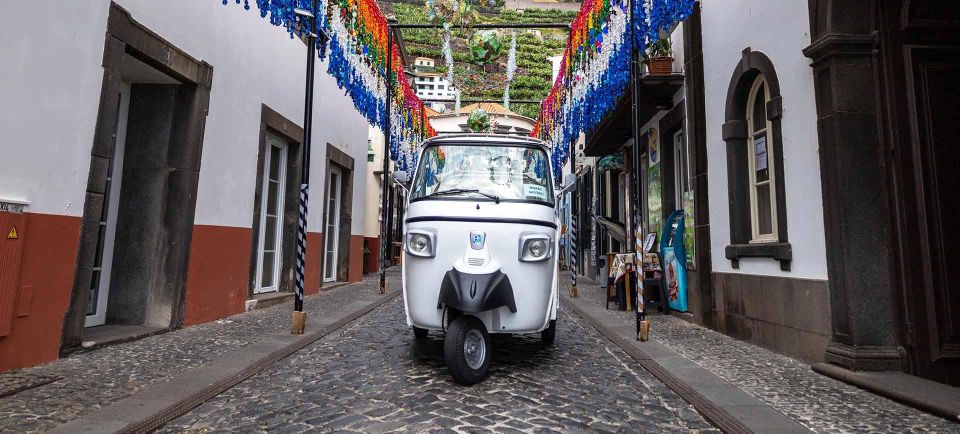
503;31;517;109
531;0;697;179
221;0;436;171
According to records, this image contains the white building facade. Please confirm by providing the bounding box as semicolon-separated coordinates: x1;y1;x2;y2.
0;0;370;371
412;57;458;108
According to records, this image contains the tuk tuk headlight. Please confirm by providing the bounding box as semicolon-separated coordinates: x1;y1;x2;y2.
406;231;436;258
519;234;552;262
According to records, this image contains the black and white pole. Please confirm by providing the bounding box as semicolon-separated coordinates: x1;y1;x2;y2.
379;28;395;295
569;194;578;297
630;0;649;341
292;0;320;335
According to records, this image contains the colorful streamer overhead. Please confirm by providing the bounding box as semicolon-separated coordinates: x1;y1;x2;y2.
531;0;696;178
222;0;436;170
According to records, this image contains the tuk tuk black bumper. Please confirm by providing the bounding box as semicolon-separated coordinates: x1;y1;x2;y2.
437;268;517;314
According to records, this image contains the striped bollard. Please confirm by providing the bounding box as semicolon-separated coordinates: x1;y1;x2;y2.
291;183;308;334
569;199;578;298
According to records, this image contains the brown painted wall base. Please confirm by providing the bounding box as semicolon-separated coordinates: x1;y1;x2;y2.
711;272;831;363
305;232;323;295
0;213;81;372
182;225;252;326
348;235;363;283
364;237;380;275
0;216;368;373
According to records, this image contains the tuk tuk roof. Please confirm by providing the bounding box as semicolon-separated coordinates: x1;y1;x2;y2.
422;134;551;154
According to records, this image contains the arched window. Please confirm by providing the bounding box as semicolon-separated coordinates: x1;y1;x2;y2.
746;76;777;241
722;48;791;270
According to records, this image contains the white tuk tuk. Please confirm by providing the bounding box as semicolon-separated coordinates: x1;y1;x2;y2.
395;134;560;385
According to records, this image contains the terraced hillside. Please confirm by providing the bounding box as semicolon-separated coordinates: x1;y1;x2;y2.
388;2;577;119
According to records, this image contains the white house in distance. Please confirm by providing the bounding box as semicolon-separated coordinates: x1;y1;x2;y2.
411;57;457;111
0;0;370;372
429;103;536;136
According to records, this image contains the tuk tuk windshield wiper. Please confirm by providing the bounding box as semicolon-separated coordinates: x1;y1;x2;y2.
427;188;500;204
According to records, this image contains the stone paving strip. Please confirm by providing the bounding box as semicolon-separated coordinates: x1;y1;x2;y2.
0;372;62;399
576;279;960;433
161;297;720;433
0;271;395;433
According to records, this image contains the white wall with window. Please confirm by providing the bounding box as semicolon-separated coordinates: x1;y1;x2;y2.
701;0;826;279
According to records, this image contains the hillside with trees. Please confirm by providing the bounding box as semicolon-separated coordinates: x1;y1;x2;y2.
386;2;576;119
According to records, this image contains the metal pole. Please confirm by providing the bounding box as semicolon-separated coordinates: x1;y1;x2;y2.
379;27;395;295
629;0;643;257
390;22;570;29
629;0;647;336
419;98;543;104
292;0;320;334
564;28;578;297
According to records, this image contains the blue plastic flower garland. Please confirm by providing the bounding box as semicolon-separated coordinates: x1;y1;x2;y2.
538;0;697;179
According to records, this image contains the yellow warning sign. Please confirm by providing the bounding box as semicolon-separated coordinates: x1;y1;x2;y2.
7;226;18;239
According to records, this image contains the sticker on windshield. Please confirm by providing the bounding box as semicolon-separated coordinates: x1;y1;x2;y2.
524;184;548;201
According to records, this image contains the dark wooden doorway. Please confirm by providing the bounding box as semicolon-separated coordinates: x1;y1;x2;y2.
878;0;960;385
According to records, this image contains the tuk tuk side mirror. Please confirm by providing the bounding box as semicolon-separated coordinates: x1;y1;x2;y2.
391;170;410;192
562;174;577;191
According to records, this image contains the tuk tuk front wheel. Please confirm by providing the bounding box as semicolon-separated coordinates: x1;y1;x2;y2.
541;320;557;346
444;316;491;385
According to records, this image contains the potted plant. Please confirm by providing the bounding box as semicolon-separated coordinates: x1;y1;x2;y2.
645;38;673;75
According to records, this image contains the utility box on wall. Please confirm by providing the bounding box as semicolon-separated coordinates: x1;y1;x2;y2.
0;199;28;338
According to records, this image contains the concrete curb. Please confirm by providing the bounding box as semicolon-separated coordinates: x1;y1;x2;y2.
562;293;812;434
812;363;960;423
51;290;401;434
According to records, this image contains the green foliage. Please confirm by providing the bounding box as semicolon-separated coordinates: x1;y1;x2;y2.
392;2;573;119
646;38;672;58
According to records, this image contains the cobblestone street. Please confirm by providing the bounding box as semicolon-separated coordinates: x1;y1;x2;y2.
577;281;959;433
161;297;718;433
0;277;383;433
0;271;958;432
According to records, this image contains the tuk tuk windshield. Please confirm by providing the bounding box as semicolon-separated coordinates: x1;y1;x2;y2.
411;144;554;205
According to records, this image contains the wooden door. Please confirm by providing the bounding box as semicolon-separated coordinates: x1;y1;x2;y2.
879;0;960;385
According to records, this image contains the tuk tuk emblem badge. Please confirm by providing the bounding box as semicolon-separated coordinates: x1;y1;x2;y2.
470;231;485;250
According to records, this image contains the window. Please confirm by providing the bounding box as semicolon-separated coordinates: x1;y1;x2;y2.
255;135;288;293
746;77;777;242
721;48;791;270
411;144;554;205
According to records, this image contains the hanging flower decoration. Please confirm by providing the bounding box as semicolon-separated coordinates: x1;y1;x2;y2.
469;30;504;65
467;109;491;132
442;24;456;88
531;0;697;179
223;0;330;58
222;0;436;172
503;31;517;109
426;0;480;30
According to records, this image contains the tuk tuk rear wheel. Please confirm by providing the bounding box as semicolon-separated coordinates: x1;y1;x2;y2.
541;320;557;346
412;326;428;339
444;316;491;385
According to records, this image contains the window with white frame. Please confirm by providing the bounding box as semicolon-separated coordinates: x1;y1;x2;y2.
746;76;777;242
